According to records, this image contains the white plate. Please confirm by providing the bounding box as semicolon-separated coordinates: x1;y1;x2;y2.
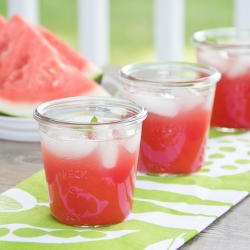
0;75;123;142
101;75;123;97
0;115;40;142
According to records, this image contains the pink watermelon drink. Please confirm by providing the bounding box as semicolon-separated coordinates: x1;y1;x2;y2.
34;96;147;226
41;130;140;226
119;62;221;175
192;28;250;131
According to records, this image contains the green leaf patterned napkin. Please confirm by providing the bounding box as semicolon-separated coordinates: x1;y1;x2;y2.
1;129;250;250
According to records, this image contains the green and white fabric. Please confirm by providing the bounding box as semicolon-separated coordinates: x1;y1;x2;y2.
1;129;250;250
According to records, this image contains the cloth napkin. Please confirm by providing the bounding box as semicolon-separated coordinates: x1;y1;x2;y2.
1;129;250;250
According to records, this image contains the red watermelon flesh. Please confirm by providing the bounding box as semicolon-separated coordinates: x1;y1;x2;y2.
0;15;6;29
0;15;31;85
0;15;110;118
38;26;102;83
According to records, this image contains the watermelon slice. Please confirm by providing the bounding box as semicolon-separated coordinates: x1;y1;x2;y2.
38;26;103;84
0;15;110;118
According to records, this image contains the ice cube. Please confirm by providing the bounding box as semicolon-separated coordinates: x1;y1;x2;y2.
150;98;181;117
197;48;227;74
159;92;175;99
124;91;180;118
80;141;98;157
121;132;141;153
64;115;95;122
203;92;215;111
170;88;190;98
41;132;97;158
179;89;205;111
227;52;250;78
99;140;119;169
92;129;114;141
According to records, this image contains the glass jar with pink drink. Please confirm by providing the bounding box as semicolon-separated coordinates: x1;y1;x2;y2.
34;96;147;226
192;28;250;131
119;62;221;176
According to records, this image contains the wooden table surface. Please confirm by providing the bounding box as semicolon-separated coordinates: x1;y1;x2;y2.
1;67;250;249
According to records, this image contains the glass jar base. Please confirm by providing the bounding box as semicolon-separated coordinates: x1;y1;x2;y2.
73;224;113;228
212;126;248;133
52;213;122;228
143;172;191;178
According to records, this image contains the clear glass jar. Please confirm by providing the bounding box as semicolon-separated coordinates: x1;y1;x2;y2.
119;61;221;176
192;27;250;131
34;96;147;226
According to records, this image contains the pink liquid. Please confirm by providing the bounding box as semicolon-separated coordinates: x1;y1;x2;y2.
138;106;210;174
196;47;250;129
211;73;250;129
41;135;139;226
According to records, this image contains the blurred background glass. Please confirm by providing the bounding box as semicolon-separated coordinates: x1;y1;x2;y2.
0;0;233;65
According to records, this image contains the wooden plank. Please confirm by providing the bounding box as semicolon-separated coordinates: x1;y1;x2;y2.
0;140;43;193
180;196;250;249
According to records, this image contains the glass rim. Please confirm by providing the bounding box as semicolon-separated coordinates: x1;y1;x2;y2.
119;61;221;88
33;96;147;127
191;27;250;48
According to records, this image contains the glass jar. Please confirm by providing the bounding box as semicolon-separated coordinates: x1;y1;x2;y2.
34;96;147;226
192;27;250;131
119;61;221;176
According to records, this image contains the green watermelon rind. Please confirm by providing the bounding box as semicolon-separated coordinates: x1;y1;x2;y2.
0;99;40;118
0;85;111;118
93;73;103;84
82;62;103;84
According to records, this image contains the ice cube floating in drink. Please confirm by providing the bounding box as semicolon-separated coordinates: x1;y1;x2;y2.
34;96;147;226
